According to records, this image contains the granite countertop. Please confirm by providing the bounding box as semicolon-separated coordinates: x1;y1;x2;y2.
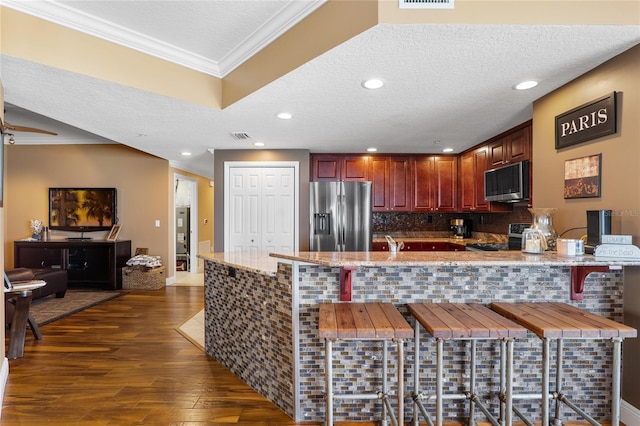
269;250;640;268
199;252;280;276
200;251;640;275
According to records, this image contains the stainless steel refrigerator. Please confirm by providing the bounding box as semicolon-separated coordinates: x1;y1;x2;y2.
309;181;372;251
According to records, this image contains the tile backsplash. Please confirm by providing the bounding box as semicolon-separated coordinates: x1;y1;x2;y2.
372;205;532;235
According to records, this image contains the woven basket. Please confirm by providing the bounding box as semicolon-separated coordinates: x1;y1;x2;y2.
123;265;166;290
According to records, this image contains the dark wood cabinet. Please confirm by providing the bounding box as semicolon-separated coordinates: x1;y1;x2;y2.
370;156;411;212
487;121;532;168
14;240;131;290
310;154;369;181
460;147;511;212
372;241;467;251
412;156;458;212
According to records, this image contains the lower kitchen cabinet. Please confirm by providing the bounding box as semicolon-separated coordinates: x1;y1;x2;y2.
372;241;466;251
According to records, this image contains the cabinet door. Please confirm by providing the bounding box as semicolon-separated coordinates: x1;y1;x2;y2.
460;151;476;211
311;155;340;181
506;125;531;163
311;154;369;181
342;156;369;181
448;243;466;251
14;246;64;269
372;242;388;251
488;138;506;168
67;247;110;284
411;156;434;211
422;242;448;251
433;156;458;212
473;147;490;211
389;157;411;211
370;156;389;211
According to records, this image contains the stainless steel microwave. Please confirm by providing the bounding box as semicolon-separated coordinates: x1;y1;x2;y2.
484;160;530;202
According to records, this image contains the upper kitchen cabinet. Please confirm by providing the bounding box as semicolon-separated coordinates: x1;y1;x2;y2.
310;154;369;181
487;121;532;168
460;147;511;212
412;156;458;212
370;156;411;212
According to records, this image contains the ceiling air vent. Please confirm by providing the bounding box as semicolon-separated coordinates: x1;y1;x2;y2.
399;0;454;9
230;132;251;140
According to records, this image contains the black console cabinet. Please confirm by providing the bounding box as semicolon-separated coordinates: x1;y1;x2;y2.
14;240;131;290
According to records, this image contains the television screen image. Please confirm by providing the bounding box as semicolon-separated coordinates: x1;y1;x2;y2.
49;188;117;232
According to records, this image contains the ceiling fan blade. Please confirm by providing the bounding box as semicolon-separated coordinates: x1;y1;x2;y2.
3;121;57;135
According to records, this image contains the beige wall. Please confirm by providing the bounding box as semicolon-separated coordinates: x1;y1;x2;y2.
532;44;640;406
170;167;215;253
1;80;5;358
213;150;310;252
4;144;173;277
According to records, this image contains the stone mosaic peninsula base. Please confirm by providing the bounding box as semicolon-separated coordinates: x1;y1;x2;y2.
204;256;626;424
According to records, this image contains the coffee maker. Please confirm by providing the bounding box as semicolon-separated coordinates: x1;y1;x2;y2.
450;218;471;239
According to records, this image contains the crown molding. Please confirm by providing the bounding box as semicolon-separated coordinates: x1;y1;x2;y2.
3;0;326;78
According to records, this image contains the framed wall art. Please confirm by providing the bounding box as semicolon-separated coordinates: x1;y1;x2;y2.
106;224;122;241
564;153;601;199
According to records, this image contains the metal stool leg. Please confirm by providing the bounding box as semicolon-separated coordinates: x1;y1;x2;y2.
436;337;443;426
612;337;622;426
382;339;389;426
412;322;421;426
325;338;333;426
397;338;405;426
554;339;564;426
505;338;514;426
542;338;550;426
469;340;476;426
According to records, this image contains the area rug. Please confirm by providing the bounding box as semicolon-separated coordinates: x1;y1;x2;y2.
29;290;126;326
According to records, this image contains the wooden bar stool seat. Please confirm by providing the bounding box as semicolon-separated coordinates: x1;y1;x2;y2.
491;302;637;426
407;302;527;426
319;302;413;426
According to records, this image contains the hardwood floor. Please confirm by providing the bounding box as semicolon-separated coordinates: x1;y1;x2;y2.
2;286;309;425
1;285;622;425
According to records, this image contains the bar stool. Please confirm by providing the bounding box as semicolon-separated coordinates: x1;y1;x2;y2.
318;302;413;426
491;302;637;426
407;302;527;426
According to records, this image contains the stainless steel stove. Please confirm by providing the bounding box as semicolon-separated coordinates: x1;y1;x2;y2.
508;223;531;250
465;223;531;251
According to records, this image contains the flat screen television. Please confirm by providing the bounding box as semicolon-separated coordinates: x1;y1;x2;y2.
49;188;117;232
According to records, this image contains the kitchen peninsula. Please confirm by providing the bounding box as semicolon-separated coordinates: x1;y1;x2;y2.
201;250;639;423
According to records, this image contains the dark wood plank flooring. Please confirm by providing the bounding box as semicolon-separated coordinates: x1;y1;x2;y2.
1;286;621;425
2;286;309;425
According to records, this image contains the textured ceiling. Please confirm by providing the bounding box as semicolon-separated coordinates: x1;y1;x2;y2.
1;1;639;178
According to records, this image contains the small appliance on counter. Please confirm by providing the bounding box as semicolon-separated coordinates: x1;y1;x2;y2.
450;219;471;239
385;235;404;253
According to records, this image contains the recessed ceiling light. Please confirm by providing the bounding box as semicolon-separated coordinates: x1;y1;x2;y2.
367;147;378;152
181;151;191;156
362;79;384;90
276;112;292;120
253;142;265;147
514;80;538;90
442;147;454;153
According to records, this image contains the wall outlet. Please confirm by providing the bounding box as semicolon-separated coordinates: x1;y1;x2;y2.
155;220;160;227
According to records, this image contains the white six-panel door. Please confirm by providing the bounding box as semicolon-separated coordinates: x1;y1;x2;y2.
224;162;298;253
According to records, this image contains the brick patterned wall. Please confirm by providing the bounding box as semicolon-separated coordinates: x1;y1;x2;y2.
204;259;626;424
296;264;623;423
204;261;295;416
